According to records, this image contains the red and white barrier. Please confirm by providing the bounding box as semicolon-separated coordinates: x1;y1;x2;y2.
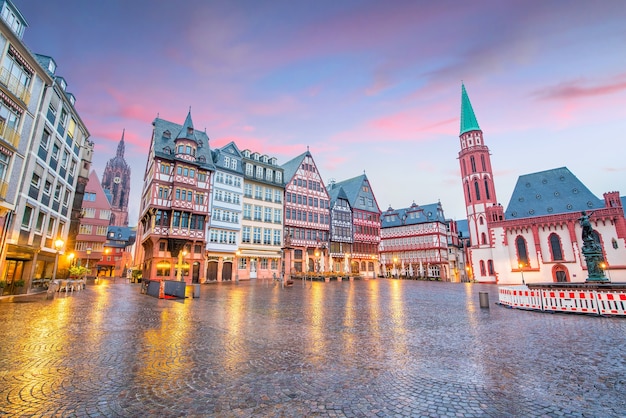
498;285;626;316
595;291;626;316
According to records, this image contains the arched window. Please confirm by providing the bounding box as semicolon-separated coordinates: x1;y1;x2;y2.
479;260;486;276
479;216;484;225
481;232;487;245
549;233;563;261
481;154;486;171
487;260;495;275
516;236;529;266
470;156;476;173
484;179;490;199
466;182;471;202
474;181;481;200
461;159;467;176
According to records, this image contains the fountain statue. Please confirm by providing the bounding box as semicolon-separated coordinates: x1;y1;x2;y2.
579;211;609;282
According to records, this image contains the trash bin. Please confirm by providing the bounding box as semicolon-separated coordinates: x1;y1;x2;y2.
186;284;200;298
479;292;489;308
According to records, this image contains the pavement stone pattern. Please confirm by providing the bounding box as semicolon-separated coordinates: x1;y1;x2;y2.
0;279;625;417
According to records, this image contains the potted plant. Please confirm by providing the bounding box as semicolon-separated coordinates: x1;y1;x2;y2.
69;265;89;279
14;279;25;288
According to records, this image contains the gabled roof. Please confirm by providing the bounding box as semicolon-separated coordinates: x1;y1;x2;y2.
460;83;480;135
212;141;244;174
504;167;604;219
152;113;215;171
106;226;136;247
280;150;309;182
328;184;350;206
329;174;381;213
381;201;446;228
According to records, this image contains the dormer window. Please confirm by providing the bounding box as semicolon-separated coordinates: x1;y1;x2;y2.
163;130;171;139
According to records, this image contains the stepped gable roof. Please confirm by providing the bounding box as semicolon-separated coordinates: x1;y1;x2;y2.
280;150;310;181
332;174;381;213
460;83;480;135
152;113;215;171
504;167;603;219
381;202;446;228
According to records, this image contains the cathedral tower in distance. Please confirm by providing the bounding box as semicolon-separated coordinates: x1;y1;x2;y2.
102;130;131;226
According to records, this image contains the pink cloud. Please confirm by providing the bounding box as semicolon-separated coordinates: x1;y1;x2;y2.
533;76;626;101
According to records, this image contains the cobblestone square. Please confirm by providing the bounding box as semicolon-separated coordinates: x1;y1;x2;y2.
1;279;625;417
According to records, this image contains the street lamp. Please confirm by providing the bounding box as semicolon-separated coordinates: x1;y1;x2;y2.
85;247;92;273
51;238;64;282
600;262;611;281
518;262;526;285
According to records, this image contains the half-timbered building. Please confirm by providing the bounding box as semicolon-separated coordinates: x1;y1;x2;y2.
136;112;213;283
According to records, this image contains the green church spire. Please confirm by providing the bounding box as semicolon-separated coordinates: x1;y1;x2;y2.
460;83;480;135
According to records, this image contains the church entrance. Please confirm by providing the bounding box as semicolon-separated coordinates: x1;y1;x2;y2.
553;265;569;282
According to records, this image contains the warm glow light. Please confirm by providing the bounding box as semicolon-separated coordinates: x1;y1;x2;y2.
518;262;523;269
68;253;75;261
600;262;606;270
182;250;188;257
54;238;64;251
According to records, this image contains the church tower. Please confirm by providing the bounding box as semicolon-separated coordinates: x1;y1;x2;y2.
458;84;498;282
102;130;131;226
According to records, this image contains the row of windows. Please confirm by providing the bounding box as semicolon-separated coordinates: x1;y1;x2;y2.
209;229;238;244
237;257;280;270
159;163;208;182
154;209;205;230
215;189;240;205
81;207;110;220
212;208;239;224
215;172;242;187
31;171;72;207
78;225;108;236
244;184;282;202
284;227;328;243
243;204;282;223
21;205;64;239
292;177;322;191
461;154;488;176
286;192;329;208
285;208;329;224
244;163;283;183
241;227;282;245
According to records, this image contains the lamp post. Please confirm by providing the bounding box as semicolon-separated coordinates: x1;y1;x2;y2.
393;257;398;279
51;238;64;282
466;265;472;283
85;247;92;274
177;249;188;281
518;262;526;285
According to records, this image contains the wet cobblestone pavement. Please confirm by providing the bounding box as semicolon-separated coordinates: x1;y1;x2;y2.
1;279;625;417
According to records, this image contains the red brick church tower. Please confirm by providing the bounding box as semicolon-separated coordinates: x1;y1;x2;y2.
102;131;131;226
458;84;499;282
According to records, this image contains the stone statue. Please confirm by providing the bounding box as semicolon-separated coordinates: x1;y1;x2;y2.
579;211;594;243
578;211;608;282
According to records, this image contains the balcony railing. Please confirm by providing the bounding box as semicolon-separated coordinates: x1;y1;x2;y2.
0;68;31;104
0;120;20;149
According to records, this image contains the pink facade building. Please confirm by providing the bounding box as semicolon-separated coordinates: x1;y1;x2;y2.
281;150;330;273
75;170;111;277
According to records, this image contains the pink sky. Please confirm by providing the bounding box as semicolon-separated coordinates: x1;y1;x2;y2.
16;0;626;224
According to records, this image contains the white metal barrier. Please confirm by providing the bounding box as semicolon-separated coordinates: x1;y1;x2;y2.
499;285;626;316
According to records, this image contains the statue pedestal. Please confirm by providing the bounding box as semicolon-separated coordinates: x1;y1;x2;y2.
582;244;609;283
